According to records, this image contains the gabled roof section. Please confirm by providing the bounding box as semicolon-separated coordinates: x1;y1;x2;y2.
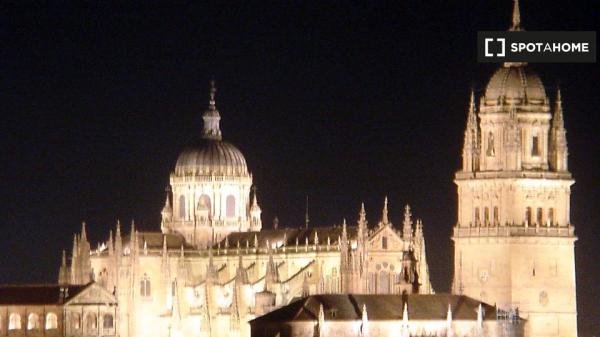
250;294;501;323
65;282;117;306
367;225;406;251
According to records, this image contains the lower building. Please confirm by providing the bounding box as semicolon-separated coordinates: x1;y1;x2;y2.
0;283;117;337
250;294;523;337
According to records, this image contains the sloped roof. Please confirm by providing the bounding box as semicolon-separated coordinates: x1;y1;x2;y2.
134;231;195;249
251;294;500;323
216;226;359;249
0;284;89;305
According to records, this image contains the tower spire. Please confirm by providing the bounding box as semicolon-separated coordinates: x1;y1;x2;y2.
510;0;521;31
380;196;389;226
550;86;568;172
462;89;480;172
467;89;476;128
202;80;222;140
402;204;413;241
58;250;68;284
554;87;564;126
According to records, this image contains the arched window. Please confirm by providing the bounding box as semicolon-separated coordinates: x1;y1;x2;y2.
198;194;211;217
486;132;495;156
493;207;499;225
99;268;108;288
140;273;151;297
45;313;58;330
9;313;21;330
179;195;186;219
102;314;114;329
369;272;377;293
85;313;97;331
27;313;40;330
548;208;555;226
381;236;388;249
532;135;540;157
525;207;532;225
475;207;480;225
226;195;236;217
71;313;81;330
537;208;543;225
484;207;490;225
379;271;390;294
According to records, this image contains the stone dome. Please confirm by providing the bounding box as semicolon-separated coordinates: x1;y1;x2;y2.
174;139;249;177
484;64;547;105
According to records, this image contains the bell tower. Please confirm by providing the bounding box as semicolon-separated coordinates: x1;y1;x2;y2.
452;2;577;337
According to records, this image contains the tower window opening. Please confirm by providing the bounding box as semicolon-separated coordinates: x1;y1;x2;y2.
532;135;540;157
71;313;81;330
179;195;186;219
475;207;480;225
493;207;499;225
85;313;97;331
103;314;114;329
27;313;40;330
226;195;236;217
198;194;211;218
140;274;151;297
486;132;495;157
484;207;490;225
525;207;532;225
548;208;555;226
382;236;388;249
537;208;543;225
9;313;21;330
45;313;58;330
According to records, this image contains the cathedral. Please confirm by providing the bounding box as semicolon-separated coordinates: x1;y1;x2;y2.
22;1;576;337
58;80;434;337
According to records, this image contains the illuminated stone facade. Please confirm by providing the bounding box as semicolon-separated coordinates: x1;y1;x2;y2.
54;4;580;337
60;83;434;337
452;3;578;337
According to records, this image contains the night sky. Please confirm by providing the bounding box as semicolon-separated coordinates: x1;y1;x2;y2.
2;1;598;335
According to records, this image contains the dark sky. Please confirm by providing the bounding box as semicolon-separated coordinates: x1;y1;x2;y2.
1;1;598;335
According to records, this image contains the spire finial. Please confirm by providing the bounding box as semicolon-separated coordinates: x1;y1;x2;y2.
202;80;222;140
209;79;217;111
510;0;522;31
403;204;413;240
318;303;325;337
252;186;258;205
361;303;369;337
466;89;478;130
305;196;310;229
477;303;484;329
81;222;87;241
380;196;389;226
553;86;565;126
469;88;475;113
